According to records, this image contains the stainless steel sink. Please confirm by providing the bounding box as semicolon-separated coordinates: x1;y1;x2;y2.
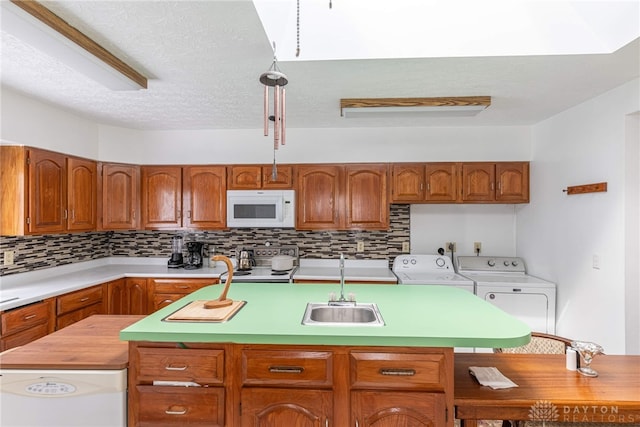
301;302;385;326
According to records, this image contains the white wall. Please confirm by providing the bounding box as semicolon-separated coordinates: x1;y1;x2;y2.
96;125;531;164
625;112;640;354
0;88;99;159
517;78;640;355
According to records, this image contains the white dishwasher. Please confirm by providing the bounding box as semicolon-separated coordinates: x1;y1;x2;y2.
0;368;127;427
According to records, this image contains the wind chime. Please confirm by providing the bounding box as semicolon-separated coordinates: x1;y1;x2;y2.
260;43;288;180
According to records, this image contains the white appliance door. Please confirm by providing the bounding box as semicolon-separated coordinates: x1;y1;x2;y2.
483;291;550;333
0;369;126;427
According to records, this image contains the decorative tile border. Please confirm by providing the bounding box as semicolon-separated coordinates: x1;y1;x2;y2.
0;205;409;277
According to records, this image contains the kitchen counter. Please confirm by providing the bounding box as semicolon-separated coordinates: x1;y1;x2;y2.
294;258;397;283
0;315;143;369
0;257;226;312
120;282;530;348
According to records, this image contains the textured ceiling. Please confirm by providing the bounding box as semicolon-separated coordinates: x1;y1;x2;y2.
1;1;639;130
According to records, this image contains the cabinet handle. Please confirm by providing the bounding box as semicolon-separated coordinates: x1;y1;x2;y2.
165;406;187;415
491;182;495;191
177;285;189;289
80;297;89;302
425;183;429;191
269;366;304;374
63;209;68;219
132;209;136;220
379;368;416;376
326;418;329;427
187;210;192;219
23;314;37;320
165;365;188;371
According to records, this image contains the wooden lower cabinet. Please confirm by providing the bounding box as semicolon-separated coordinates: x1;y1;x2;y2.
149;278;218;312
55;284;105;330
128;343;453;427
0;298;55;351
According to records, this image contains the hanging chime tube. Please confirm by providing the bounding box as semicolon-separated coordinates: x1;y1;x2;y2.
281;88;286;146
263;85;269;136
274;84;280;149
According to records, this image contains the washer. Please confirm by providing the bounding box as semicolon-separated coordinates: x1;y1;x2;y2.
457;256;556;335
392;255;475;293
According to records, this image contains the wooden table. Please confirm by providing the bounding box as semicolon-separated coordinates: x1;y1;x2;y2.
454;353;640;426
0;315;143;369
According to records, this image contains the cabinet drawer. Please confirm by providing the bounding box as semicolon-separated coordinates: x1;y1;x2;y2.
0;322;49;351
137;385;224;426
137;347;224;384
150;278;216;294
1;300;52;335
350;351;447;391
242;349;333;387
56;302;103;330
56;285;103;315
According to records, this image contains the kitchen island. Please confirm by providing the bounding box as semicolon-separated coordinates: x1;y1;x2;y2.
121;282;530;427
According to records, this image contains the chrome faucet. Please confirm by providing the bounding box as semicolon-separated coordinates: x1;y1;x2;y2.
329;253;355;305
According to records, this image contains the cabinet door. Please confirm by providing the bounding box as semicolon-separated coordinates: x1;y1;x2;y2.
67;157;97;231
27;149;66;234
141;166;183;229
390;164;425;202
352;390;446;427
228;165;262;189
295;165;343;230
106;279;128;315
183;166;226;229
345;164;389;230
262;165;293;189
56;302;103;330
496;162;529;203
101;163;139;230
240;388;332;427
461;163;495;202
425;163;458;202
138;386;224;426
126;278;150;315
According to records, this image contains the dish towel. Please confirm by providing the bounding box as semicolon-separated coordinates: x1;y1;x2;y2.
469;366;518;389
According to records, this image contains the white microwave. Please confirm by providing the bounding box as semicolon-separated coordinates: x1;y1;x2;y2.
226;190;295;228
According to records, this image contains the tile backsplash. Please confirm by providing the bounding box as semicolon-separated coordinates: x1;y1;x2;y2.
0;205;409;276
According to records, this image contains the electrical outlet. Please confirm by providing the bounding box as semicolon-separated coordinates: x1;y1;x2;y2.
4;250;15;266
474;242;482;253
356;241;365;252
402;241;410;252
445;242;456;252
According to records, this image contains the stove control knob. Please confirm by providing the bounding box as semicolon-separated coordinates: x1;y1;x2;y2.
436;257;446;267
402;259;409;265
488;259;496;267
411;259;417;265
512;260;519;267
504;260;510;266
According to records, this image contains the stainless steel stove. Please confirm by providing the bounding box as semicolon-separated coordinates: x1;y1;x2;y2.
228;245;299;283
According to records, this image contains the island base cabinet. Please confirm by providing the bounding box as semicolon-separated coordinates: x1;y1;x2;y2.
240;388;333;427
352;390;447;427
137;385;225;426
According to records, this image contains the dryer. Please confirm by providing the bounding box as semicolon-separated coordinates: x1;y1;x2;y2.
457;256;556;335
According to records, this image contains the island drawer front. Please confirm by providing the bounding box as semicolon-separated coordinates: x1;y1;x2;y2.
242;349;333;387
56;285;104;315
1;300;51;335
350;351;447;391
136;347;224;384
137;385;224;426
150;278;217;294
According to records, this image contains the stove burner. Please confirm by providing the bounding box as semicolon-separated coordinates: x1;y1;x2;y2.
234;270;251;276
271;270;290;276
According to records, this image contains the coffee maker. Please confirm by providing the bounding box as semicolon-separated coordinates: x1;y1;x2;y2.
184;242;204;270
168;235;184;268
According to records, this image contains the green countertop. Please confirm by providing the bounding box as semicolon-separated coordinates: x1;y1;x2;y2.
120;283;531;348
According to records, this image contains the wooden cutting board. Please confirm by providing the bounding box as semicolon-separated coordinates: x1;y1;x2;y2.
165;300;246;322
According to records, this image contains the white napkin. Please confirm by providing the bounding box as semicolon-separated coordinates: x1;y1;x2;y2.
468;366;518;389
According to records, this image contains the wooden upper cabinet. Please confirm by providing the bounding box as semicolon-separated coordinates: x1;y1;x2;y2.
100;163;139;230
183;166;226;229
461;162;495;202
296;165;344;230
141;166;183;229
496;162;529;203
67;157;97;231
28;149;67;234
345;164;389;230
425;163;458;202
228;165;293;189
390;164;424;202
